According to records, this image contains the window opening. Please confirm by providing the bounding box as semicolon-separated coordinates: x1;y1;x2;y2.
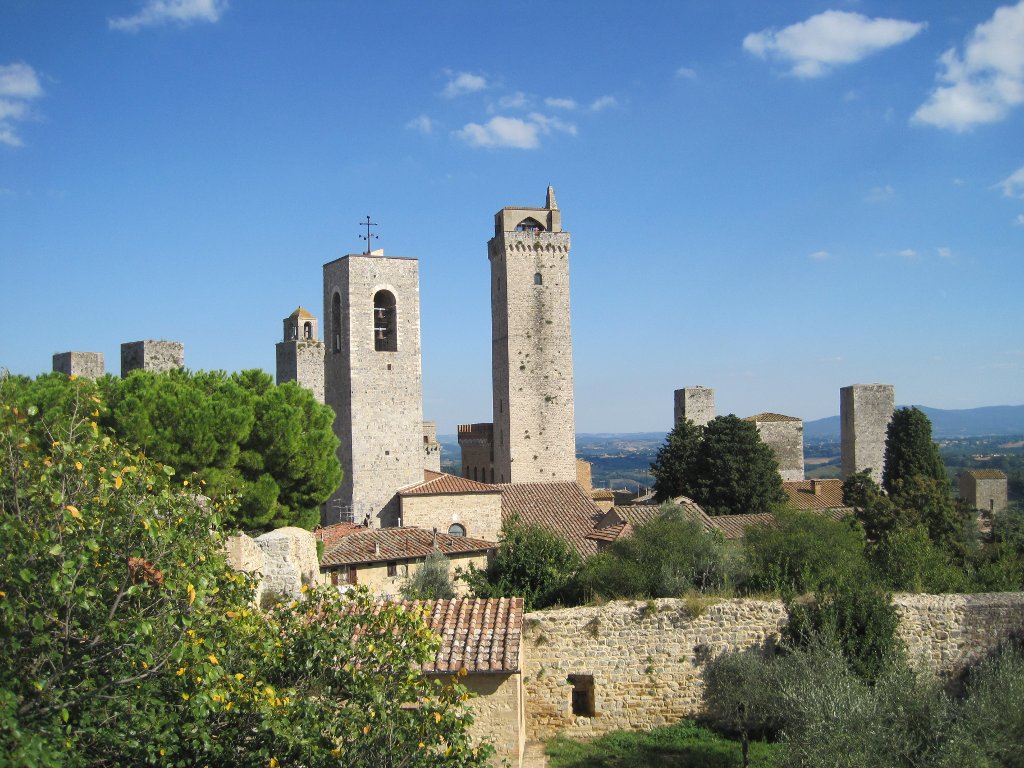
387;562;398;577
303;321;313;339
568;674;595;717
534;272;543;285
515;217;544;232
448;523;466;537
373;290;397;352
332;293;341;352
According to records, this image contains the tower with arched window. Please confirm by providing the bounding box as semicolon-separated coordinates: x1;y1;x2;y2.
322;250;425;526
488;186;576;483
275;307;325;404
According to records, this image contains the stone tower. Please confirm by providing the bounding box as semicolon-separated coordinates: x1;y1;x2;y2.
275;307;326;403
53;352;105;380
120;340;184;376
323;250;425;526
674;387;715;427
743;413;805;482
840;384;895;484
489;186;576;484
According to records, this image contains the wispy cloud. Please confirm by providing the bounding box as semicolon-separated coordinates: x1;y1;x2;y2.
913;1;1024;132
995;164;1024;198
0;62;43;147
865;184;895;203
442;71;487;98
1015;213;1024;226
454;112;576;150
898;248;918;259
937;247;953;259
406;115;434;134
544;97;577;110
589;95;617;111
497;91;529;110
743;10;924;78
675;67;697;80
809;250;833;261
109;0;227;32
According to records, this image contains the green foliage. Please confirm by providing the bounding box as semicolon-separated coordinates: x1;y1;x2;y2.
401;550;456;600
702;649;795;742
651;418;703;502
952;642;1024;765
741;508;869;595
462;516;580;611
883;406;947;495
0;380;489;767
870;525;970;593
573;505;728;600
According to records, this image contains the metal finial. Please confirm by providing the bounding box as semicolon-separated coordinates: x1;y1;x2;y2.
359;215;378;254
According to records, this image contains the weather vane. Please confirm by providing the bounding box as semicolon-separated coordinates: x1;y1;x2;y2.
359;215;378;254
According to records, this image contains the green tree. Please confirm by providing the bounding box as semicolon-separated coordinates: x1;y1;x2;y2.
462;516;580;611
869;525;968;593
651;417;703;501
0;378;489;767
882;407;946;495
401;550;457;600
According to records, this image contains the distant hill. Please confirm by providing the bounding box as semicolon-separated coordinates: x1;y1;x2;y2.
804;405;1024;440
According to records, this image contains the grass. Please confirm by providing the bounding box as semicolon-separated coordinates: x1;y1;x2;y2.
545;719;780;768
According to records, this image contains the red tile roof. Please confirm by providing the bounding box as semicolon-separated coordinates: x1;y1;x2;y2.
500;481;604;558
782;479;850;511
587;500;715;543
706;508;854;540
320;527;495;567
964;469;1008;480
400;470;500;496
410;596;523;674
743;412;802;423
315;522;366;550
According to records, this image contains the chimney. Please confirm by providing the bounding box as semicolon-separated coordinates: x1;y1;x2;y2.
811;480;820;496
374;542;380;557
432;527;438;548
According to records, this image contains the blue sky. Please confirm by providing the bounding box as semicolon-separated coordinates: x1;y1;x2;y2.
1;0;1022;435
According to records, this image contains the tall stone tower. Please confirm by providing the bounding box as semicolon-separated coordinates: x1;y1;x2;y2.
840;384;895;484
275;307;325;403
674;387;715;427
121;340;184;376
323;250;425;526
489;186;576;484
53;352;105;380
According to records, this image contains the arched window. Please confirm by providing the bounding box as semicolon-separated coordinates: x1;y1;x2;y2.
373;290;397;352
303;321;313;339
534;272;543;285
515;217;544;232
448;523;466;537
331;293;341;352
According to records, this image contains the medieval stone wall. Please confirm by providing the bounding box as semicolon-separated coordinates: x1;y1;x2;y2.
224;527;321;606
276;338;326;404
52;351;105;380
522;592;1024;742
462;673;525;768
673;387;715;428
754;419;804;482
400;491;503;543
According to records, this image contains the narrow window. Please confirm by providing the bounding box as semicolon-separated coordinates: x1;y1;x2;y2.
448;523;466;537
373;290;397;352
568;674;595;717
534;272;543;285
332;292;342;352
303;321;313;339
490;468;494;483
387;562;397;577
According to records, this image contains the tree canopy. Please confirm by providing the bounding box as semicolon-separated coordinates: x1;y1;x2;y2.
651;415;786;516
0;377;489;767
882;406;947;495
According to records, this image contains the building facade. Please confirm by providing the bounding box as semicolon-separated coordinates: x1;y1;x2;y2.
120;340;184;376
744;412;804;482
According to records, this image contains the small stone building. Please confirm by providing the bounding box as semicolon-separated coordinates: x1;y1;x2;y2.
841;383;894;484
673;386;715;427
959;469;1008;515
743;412;804;482
399;471;503;543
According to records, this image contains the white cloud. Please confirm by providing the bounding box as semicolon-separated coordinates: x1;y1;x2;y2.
0;62;43;148
995;164;1024;198
406;115;434;134
809;250;832;260
497;91;529;109
545;97;577;110
913;1;1024;132
743;10;925;78
589;95;617;111
454;112;576;149
109;0;227;32
442;71;487;98
1015;213;1024;226
937;247;953;259
675;67;697;80
898;248;918;258
865;184;895;202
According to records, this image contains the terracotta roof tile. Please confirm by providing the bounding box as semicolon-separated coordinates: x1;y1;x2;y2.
289;306;314;318
743;412;802;423
320;527;495;567
706;508;854;540
587;500;715;543
500;481;604;558
315;522;366;550
408;596;523;674
400;470;500;496
782;479;850;511
964;469;1007;480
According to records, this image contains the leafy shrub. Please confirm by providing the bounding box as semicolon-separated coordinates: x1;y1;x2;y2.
401;549;456;600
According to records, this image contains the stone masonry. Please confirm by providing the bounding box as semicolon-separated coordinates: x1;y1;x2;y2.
673;387;715;428
959;470;1008;515
458;422;494;483
224;527;321;606
423;420;441;473
744;413;804;482
323;253;425;527
522;592;1024;742
120;340;185;376
52;351;105;380
275;306;326;404
841;383;894;484
490;186;576;484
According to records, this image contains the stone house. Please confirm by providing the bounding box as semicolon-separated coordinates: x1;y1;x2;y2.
317;525;495;597
398;470;503;543
959;469;1008;515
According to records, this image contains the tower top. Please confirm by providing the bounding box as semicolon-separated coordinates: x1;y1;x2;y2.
492;186;563;236
545;185;558;210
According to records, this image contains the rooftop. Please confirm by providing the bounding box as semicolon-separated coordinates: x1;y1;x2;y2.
500;481;604;558
964;469;1008;480
413;597;523;674
320;526;495;568
743;412;802;423
782;479;850;511
400;470;500;496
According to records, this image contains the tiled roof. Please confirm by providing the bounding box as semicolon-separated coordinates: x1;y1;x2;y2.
706;508;854;540
782;479;850;511
743;412;802;423
500;481;604;558
591;489;615;501
965;469;1008;480
587;500;715;543
399;470;500;496
320;527;495;567
289;306;314;318
315;522;366;550
410;597;523;674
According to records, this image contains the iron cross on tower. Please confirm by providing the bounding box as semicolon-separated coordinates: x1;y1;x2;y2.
359;215;378;254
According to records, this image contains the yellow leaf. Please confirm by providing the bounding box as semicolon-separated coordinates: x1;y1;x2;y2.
74;461;83;471
269;758;280;768
362;724;371;735
66;505;81;519
434;711;442;723
207;654;219;665
187;584;196;605
114;476;123;490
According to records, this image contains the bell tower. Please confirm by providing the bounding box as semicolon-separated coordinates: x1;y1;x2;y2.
275;307;325;403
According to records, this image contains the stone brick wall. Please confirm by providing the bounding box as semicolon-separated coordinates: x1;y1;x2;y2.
52;351;104;379
400;491;503;544
462;673;525;768
224;527;321;605
673;387;714;428
423;421;442;473
276;338;326;404
841;383;894;484
753;418;804;482
458;423;494;483
959;474;1008;515
120;340;185;376
522;592;1024;742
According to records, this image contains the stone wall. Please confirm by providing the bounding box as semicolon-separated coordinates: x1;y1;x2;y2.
462;673;525;768
224;527;321;605
276;338;326;404
52;351;105;380
751;417;804;482
458;422;494;483
673;387;714;428
840;383;894;483
400;491;503;544
120;340;185;376
522;592;1024;742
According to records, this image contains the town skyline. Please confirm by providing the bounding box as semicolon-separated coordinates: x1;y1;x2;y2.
2;1;1022;434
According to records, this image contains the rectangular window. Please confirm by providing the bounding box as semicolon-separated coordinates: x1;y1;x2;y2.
567;674;595;717
387;562;398;577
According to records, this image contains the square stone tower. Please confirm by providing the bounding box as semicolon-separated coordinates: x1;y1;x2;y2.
959;470;1008;515
52;352;105;380
120;340;184;376
840;384;895;484
489;186;576;484
275;306;326;403
744;413;805;482
674;387;715;427
323;252;425;526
